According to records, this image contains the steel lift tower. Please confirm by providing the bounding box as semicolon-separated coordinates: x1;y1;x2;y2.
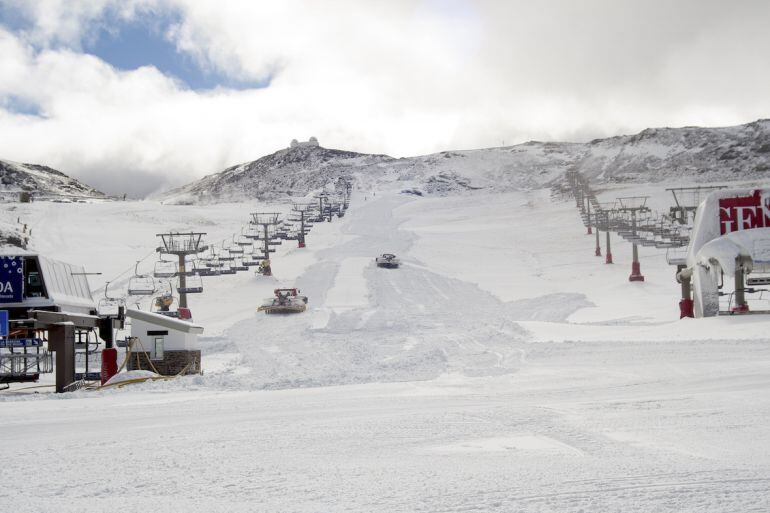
250;212;282;276
156;232;208;309
291;203;313;248
315;192;331;222
616;197;650;282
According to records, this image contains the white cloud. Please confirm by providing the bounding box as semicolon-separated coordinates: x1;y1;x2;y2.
0;0;769;196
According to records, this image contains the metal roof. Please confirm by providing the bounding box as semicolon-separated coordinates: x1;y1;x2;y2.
126;308;204;334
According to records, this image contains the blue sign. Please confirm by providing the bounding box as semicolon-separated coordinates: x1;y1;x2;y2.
0;310;8;337
0;256;24;303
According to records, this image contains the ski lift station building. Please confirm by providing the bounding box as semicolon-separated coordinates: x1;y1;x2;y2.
0;251;102;391
126;308;203;375
0;251;96;316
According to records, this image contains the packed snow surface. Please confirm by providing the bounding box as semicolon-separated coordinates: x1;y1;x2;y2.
2;180;770;512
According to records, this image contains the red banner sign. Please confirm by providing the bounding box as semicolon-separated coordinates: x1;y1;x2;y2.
719;190;770;234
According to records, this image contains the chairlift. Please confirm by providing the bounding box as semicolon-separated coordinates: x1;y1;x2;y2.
219;262;236;275
177;273;203;294
98;282;126;315
232;258;248;271
178;259;200;277
153;259;178;278
198;267;221;277
235;231;253;246
127;261;156;296
244;226;261;239
193;258;211;273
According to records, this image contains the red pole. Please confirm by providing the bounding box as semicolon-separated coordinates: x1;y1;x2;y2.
100;348;118;385
595;227;601;257
679;299;694;318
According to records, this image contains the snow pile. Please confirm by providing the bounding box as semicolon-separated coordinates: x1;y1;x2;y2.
104;370;160;386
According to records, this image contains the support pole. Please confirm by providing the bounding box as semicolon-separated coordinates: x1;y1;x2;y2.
732;266;749;313
605;230;613;264
178;255;187;308
629;212;644;281
298;210;306;248
595;227;601;257
261;224;272;276
49;324;75;393
586;198;592;235
678;266;694;318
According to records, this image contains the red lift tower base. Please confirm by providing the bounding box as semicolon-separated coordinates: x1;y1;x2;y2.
629;261;645;282
679;298;694;318
100;347;118;385
731;303;750;314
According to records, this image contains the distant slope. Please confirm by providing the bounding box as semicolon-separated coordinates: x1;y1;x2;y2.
162;120;770;203
0;159;105;198
162;145;393;203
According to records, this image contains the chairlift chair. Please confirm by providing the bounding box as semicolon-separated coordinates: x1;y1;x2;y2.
177;273;203;294
244;226;261;239
235;233;253;246
127;261;156;296
153;259;178;278
177;259;200;277
193;258;211;273
232;258;248;272
98;282;126;315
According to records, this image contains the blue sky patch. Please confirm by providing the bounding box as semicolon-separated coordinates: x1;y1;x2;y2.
84;12;266;91
1;95;43;117
0;6;267;91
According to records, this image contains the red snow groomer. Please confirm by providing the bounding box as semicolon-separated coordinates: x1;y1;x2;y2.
258;288;308;314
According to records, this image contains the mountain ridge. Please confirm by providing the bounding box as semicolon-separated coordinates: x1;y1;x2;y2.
161;119;770;203
0;159;105;199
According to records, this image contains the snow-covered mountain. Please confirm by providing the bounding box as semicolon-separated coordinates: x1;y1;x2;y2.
0;159;105;198
161;144;393;204
162;120;770;203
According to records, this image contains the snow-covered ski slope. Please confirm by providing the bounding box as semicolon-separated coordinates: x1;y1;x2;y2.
2;179;770;512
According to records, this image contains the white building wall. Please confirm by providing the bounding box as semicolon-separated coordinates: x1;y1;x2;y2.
130;317;199;358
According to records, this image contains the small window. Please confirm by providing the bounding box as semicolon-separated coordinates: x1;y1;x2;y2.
26;271;44;297
154;337;164;360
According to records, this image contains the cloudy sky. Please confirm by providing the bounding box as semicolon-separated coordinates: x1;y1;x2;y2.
0;0;769;196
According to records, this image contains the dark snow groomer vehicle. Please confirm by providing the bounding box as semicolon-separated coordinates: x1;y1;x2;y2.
258;288;308;314
375;253;400;268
